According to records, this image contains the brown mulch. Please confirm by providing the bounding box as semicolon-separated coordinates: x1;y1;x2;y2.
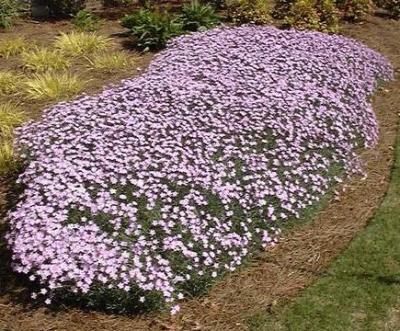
0;15;400;331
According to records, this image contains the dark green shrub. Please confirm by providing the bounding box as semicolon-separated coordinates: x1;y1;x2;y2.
375;0;400;18
46;0;86;17
72;9;100;31
225;0;271;25
181;0;221;31
336;0;372;21
121;9;183;51
283;0;340;32
0;0;21;29
102;0;134;7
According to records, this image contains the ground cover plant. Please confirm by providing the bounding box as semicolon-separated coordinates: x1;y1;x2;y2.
5;26;393;315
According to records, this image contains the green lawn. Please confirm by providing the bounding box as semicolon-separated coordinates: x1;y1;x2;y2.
249;133;400;331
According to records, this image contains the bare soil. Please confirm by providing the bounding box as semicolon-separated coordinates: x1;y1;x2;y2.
0;15;399;331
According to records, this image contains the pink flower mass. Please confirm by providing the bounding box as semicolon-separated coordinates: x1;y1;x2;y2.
6;26;393;312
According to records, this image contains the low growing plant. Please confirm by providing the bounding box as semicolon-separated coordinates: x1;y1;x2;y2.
86;51;136;71
0;102;26;137
72;10;101;32
24;72;86;101
181;0;221;31
21;47;70;72
0;138;16;176
121;9;183;51
0;71;20;95
0;37;29;58
54;32;113;56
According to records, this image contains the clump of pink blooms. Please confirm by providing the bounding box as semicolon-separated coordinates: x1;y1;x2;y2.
6;26;393;313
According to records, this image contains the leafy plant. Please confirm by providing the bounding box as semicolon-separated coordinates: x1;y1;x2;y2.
225;0;271;25
46;0;86;17
54;32;113;56
336;0;372;21
283;0;340;32
102;0;135;7
86;51;136;71
24;72;86;100
0;71;20;95
72;10;101;31
181;0;221;31
374;0;400;18
121;9;183;51
0;0;21;29
0;37;29;58
21;47;70;72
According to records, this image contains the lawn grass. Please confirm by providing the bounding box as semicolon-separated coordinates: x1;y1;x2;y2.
249;133;400;331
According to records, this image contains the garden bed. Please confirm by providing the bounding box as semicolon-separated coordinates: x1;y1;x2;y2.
0;14;399;331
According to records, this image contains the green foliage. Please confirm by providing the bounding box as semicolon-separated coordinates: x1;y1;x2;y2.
121;9;183;51
375;0;400;18
46;0;86;18
54;32;113;56
0;37;29;58
21;47;70;72
86;51;136;71
24;72;87;101
72;10;101;31
336;0;372;21
225;0;271;25
102;0;135;7
0;0;21;29
283;0;340;32
0;71;20;95
181;0;221;31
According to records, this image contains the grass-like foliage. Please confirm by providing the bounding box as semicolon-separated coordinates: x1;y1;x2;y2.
7;27;393;315
0;37;28;58
180;0;221;31
0;102;26;137
24;72;86;100
54;32;113;56
86;51;135;71
21;47;70;72
121;9;183;51
0;102;25;176
0;71;20;95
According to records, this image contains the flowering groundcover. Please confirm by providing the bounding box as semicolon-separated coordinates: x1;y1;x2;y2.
6;26;393;314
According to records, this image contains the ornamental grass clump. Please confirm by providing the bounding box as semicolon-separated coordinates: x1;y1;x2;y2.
21;47;70;72
7;26;393;314
54;32;113;56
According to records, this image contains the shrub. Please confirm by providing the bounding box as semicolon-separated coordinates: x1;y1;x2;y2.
21;47;70;72
121;9;183;51
375;0;400;18
180;0;221;31
7;26;393;313
0;37;28;58
54;32;113;56
336;0;372;21
225;0;271;24
283;0;340;32
102;0;135;7
24;72;86;100
0;71;20;95
72;10;101;31
0;0;21;29
46;0;86;17
86;51;136;71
